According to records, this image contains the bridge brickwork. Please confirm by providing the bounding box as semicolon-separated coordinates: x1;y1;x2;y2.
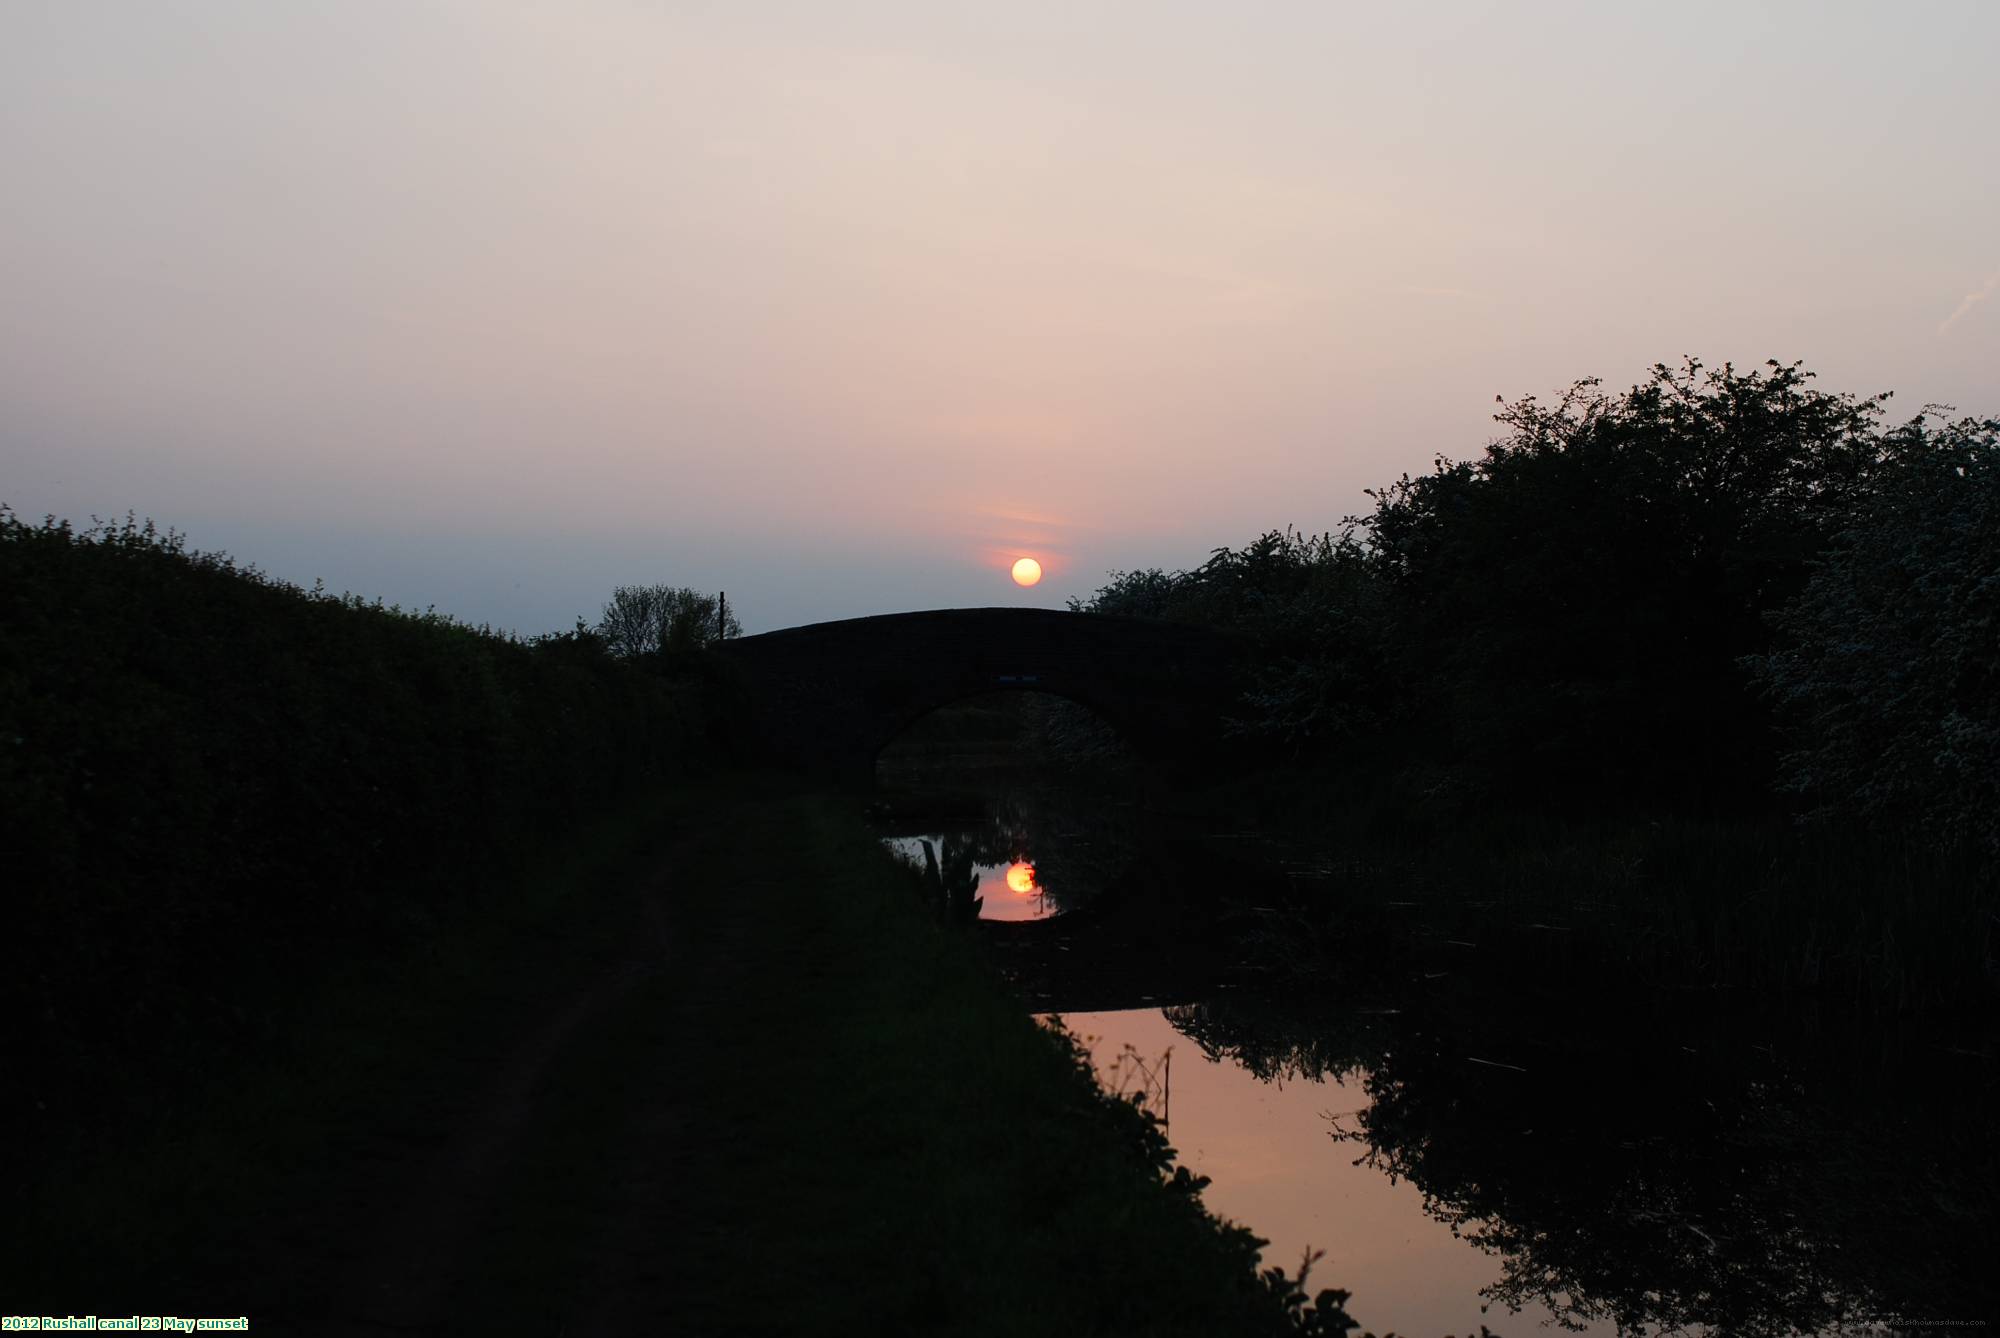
715;607;1246;777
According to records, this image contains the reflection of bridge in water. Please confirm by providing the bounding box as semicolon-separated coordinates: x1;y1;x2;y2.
979;912;1247;1015
716;607;1247;778
871;817;1250;1012
976;852;1258;1014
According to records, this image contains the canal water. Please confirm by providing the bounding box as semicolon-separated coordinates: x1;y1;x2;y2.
873;708;1997;1336
879;836;1055;921
1061;1004;1590;1337
876;798;1608;1333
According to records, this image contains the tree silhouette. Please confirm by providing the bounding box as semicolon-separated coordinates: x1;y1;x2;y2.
595;583;741;659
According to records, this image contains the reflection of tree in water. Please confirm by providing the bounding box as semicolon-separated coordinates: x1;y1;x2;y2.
884;786;1144;919
877;691;1144;918
917;836;982;923
960;783;1143;917
1166;992;1997;1336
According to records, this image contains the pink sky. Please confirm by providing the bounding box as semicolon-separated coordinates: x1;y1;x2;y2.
5;1;1997;632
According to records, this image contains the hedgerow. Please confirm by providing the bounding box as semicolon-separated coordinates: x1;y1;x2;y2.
2;510;720;1131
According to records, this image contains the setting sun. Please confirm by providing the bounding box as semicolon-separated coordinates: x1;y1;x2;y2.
1011;558;1043;587
1004;861;1036;894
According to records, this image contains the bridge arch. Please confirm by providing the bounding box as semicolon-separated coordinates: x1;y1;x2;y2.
716;608;1247;778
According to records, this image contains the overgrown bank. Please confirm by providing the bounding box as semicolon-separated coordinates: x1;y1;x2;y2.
1071;359;2000;1008
1;510;727;1139
1179;770;1999;1011
6;514;1378;1333
1077;359;1999;844
13;780;1378;1335
8;784;692;1315
661;791;1360;1337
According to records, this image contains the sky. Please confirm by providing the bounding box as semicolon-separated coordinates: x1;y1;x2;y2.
5;0;1997;635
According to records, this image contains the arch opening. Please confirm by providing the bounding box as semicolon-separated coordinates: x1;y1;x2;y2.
872;690;1143;924
873;689;1135;786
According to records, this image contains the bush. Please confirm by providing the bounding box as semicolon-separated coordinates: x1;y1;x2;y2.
1358;359;1892;810
0;511;718;1132
1752;414;2000;851
1072;529;1392;755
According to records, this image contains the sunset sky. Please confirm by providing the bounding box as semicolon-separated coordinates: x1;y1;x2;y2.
5;1;1997;633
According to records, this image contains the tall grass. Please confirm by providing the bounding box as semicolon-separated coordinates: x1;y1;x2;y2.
1423;816;1997;1006
662;792;1365;1337
1193;767;1996;1009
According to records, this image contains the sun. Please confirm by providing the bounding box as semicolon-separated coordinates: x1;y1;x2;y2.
1005;861;1036;894
1010;557;1043;587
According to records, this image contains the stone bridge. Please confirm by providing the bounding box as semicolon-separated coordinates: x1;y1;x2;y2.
715;607;1247;777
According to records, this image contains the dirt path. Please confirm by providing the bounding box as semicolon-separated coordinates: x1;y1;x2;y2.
274;847;691;1336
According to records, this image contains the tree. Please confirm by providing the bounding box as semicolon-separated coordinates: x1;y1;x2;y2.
1752;413;2000;850
1070;529;1392;754
595;584;741;660
1360;358;1893;809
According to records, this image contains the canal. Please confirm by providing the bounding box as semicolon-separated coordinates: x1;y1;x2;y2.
872;694;1997;1335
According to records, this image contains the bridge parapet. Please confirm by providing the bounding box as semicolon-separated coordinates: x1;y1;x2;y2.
715;607;1247;777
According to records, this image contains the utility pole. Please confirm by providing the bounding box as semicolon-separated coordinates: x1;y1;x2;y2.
717;591;727;642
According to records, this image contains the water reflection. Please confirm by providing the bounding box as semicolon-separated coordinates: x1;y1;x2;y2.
873;776;1145;923
1060;1006;1599;1338
1053;987;1999;1336
1165;988;1998;1336
873;752;1997;1334
883;834;1049;922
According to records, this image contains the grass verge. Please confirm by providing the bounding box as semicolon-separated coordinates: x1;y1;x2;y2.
12;781;1354;1335
6;783;693;1315
658;789;1336;1336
